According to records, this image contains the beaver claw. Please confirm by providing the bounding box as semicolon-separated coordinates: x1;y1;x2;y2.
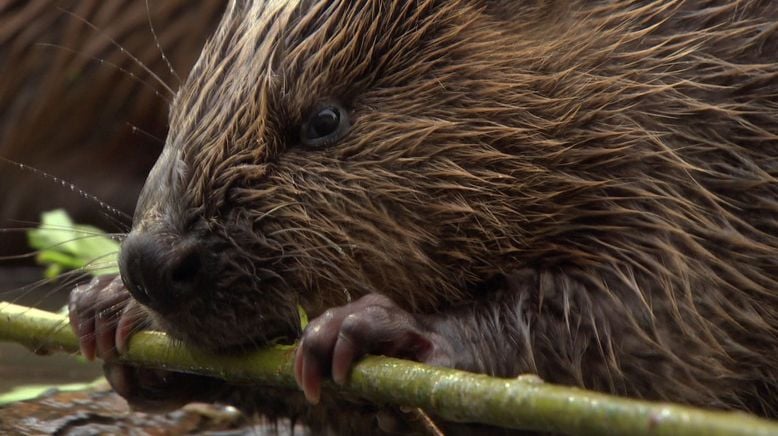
68;275;148;361
294;293;453;404
68;275;220;411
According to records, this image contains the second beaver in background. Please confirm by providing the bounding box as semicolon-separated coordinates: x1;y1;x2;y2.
70;0;778;433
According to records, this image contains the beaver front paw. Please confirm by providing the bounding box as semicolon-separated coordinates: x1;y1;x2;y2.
294;293;453;403
68;275;221;411
68;275;148;361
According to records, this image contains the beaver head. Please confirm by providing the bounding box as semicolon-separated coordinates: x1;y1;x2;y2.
117;0;554;350
118;0;778;366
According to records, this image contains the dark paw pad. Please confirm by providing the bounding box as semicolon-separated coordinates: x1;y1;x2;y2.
294;294;452;403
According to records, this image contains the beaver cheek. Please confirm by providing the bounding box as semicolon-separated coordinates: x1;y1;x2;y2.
294;293;454;404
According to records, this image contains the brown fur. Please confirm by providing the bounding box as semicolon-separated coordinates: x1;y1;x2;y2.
102;0;778;430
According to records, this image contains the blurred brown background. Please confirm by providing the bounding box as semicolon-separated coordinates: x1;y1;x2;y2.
1;0;225;259
0;0;225;390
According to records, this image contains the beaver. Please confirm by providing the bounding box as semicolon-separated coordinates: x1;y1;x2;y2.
68;0;778;433
0;0;224;258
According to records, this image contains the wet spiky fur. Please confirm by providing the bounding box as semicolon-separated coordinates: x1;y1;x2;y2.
133;0;778;427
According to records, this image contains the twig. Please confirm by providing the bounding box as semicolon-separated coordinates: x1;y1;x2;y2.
1;301;776;436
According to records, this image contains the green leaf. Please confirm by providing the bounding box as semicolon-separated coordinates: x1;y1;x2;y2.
27;209;120;278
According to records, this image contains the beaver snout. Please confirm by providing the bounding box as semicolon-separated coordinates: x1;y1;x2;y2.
119;231;214;315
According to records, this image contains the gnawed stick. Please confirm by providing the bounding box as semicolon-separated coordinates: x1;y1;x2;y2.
1;301;777;436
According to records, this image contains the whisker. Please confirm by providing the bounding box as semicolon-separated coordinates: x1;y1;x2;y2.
1;268;88;312
0;252;38;262
80;251;121;272
0;273;64;300
145;0;182;84
127;122;164;145
2;221;127;238
0;232;122;264
34;43;169;103
0;156;132;223
98;210;132;234
0;198;130;237
0;232;120;261
57;7;175;96
36;235;121;254
1;251;121;339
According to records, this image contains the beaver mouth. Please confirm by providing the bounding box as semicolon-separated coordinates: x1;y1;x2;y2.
151;309;299;353
140;280;302;353
119;225;303;351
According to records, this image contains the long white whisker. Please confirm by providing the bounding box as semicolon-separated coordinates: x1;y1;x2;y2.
3;221;127;238
126;122;164;145
0;156;132;223
34;43;169;103
145;0;182;84
58;7;175;96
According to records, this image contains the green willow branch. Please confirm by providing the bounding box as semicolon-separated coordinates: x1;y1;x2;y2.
1;301;777;436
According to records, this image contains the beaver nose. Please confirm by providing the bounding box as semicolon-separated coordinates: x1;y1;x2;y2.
119;232;209;314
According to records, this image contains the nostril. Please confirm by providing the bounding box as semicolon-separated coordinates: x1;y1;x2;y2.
120;231;212;315
171;250;201;285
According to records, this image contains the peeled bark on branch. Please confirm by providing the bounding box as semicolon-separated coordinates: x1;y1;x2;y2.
1;301;777;436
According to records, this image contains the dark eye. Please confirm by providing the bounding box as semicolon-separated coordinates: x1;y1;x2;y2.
300;103;350;148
